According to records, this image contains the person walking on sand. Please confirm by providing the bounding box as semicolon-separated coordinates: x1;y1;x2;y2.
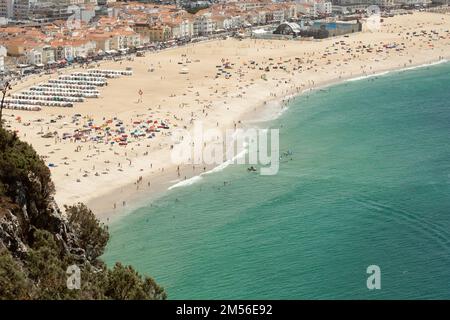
138;89;143;103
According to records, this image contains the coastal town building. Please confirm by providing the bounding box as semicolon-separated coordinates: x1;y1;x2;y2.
268;5;286;22
0;45;6;72
110;28;142;49
193;12;214;36
330;0;374;12
396;0;432;6
7;0;74;22
133;22;172;42
51;38;96;61
235;0;271;11
0;0;14;18
25;48;43;65
331;0;432;9
166;17;193;39
314;1;333;15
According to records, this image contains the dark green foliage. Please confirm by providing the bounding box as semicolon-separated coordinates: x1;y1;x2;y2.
105;263;167;300
0;128;55;211
0;127;167;300
65;203;109;261
25;229;78;299
0;249;30;300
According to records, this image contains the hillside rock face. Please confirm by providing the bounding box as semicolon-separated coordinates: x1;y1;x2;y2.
0;185;86;263
0;208;27;255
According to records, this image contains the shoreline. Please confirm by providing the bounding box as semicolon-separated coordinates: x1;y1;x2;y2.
3;12;450;222
91;56;450;223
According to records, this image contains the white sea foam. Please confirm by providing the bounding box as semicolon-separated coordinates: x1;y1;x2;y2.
202;146;248;176
346;71;391;82
167;139;250;189
168;175;203;190
276;105;290;118
399;59;448;72
346;59;448;82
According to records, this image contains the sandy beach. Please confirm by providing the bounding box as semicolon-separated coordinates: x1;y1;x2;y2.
3;12;450;221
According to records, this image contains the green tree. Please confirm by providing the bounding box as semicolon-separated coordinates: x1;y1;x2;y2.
26;229;73;299
0;128;55;212
0;81;12;129
0;249;30;300
65;203;109;261
104;262;166;300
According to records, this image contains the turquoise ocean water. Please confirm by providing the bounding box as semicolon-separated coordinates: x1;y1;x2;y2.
104;62;450;299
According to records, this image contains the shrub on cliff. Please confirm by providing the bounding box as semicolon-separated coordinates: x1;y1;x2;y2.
26;229;77;300
0;249;30;299
105;263;167;300
0;128;54;211
65;203;109;261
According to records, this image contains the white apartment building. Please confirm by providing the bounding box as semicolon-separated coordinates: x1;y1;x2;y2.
0;0;14;18
395;0;432;6
373;0;396;6
69;0;86;4
13;0;37;20
314;1;333;15
25;48;43;65
0;0;6;17
272;8;285;22
72;40;96;58
235;0;270;11
178;19;193;38
169;18;193;39
252;11;267;25
0;45;6;72
193;13;213;36
42;46;56;64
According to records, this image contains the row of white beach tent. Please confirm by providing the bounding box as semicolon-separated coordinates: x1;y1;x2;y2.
58;75;107;84
71;72;120;79
4;69;132;111
5;98;73;108
29;86;100;98
39;83;98;91
12;92;84;103
86;69;133;77
4;104;42;111
49;79;107;87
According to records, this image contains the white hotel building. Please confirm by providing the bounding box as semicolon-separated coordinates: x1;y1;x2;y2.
0;0;14;18
0;45;7;73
